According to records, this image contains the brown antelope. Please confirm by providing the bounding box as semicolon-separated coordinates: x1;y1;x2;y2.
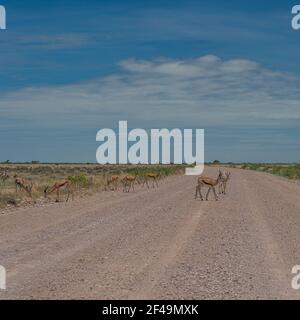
14;175;33;198
105;175;119;191
0;170;9;185
143;173;160;188
195;171;223;201
44;179;73;202
121;175;137;193
219;171;231;195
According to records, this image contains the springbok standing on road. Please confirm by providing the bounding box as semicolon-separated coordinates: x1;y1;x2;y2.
143;173;160;188
121;175;137;193
219;171;231;195
195;171;223;201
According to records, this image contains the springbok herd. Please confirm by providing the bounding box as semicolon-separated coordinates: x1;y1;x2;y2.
0;169;230;204
105;172;161;193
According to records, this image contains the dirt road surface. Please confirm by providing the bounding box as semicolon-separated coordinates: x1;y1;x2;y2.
1;167;300;300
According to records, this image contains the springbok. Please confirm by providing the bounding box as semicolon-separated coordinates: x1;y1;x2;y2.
219;171;231;195
195;171;223;201
44;179;73;202
121;175;137;193
0;170;9;185
105;175;119;191
143;173;160;188
14;175;33;198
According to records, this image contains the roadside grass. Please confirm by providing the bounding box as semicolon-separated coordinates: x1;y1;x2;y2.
234;163;300;180
0;164;185;209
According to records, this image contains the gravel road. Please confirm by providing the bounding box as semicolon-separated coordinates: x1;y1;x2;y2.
1;167;300;299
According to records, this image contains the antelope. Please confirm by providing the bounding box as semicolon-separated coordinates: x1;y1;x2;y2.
195;171;223;201
105;175;119;191
44;179;73;202
0;170;9;185
121;175;137;193
143;173;160;188
219;171;231;195
14;175;33;198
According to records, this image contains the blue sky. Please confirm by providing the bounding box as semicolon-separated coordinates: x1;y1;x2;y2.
0;0;299;162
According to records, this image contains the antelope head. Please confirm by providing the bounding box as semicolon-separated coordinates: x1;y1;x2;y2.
217;170;223;181
44;186;49;198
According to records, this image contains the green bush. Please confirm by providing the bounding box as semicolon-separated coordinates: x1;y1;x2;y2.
68;174;89;188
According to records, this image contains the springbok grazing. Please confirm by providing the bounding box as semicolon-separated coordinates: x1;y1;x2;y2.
143;173;160;188
44;179;73;202
0;170;9;185
121;175;137;193
14;175;33;198
195;171;223;201
105;175;119;191
219;171;231;195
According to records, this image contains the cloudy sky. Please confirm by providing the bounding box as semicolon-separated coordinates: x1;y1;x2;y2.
0;0;299;162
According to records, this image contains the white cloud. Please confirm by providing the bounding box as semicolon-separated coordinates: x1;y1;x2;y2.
1;55;299;130
119;55;260;76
